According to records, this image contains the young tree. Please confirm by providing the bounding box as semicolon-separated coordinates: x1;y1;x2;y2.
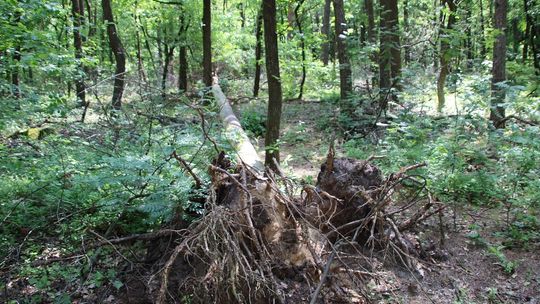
490;0;507;128
253;5;263;97
72;0;86;107
436;0;457;113
379;0;401;107
263;0;283;169
333;0;352;102
294;0;307;100
11;7;22;98
102;0;126;110
320;0;332;65
202;0;212;86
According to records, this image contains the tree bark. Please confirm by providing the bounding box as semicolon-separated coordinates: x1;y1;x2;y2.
263;0;283;170
379;0;401;106
178;46;188;92
253;5;263;97
320;0;332;65
212;78;264;172
102;0;126;110
11;7;22;98
333;0;352;102
479;0;487;59
202;0;212;86
294;0;307;100
490;0;507;128
403;0;410;63
436;0;457;113
72;0;86;107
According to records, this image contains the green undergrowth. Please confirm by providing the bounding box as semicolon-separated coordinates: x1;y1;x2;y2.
0;91;222;302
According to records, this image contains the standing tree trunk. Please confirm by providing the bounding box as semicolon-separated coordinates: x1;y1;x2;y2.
178;13;189;93
379;0;401;107
202;0;212;86
320;0;332;65
365;0;377;85
72;0;86;107
333;0;352;103
253;5;263;97
403;0;411;63
490;0;507;128
294;0;307;100
263;0;284;170
524;0;540;74
102;0;126;110
436;0;457;113
11;7;22;98
479;0;487;59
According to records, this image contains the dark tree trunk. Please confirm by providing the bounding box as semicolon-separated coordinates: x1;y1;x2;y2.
320;0;331;65
161;46;173;97
480;0;487;59
490;0;507;128
178;46;188;92
202;0;212;86
465;6;473;69
102;0;126;110
333;0;352;102
178;12;189;92
379;0;401;106
238;3;245;28
365;0;377;85
253;5;263;97
11;7;22;98
72;0;86;107
403;0;411;63
436;0;457;113
525;0;540;73
294;0;307;100
523;0;530;62
263;0;283;169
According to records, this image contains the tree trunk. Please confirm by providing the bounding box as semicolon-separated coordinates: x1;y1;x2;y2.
490;0;507;128
102;0;126;110
320;0;331;65
135;26;147;83
479;0;487;59
72;0;86;107
178;46;188;92
523;0;530;62
161;46;174;97
263;0;283;170
253;5;263;97
139;17;158;80
294;0;307;100
11;7;21;98
333;0;352;102
202;0;212;86
403;0;411;63
365;0;377;85
436;0;457;113
526;0;540;74
212;79;264;172
379;0;401;106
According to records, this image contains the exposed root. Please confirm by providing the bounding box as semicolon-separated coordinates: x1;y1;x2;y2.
152;153;443;303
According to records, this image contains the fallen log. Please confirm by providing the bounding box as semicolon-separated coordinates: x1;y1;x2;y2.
211;76;264;172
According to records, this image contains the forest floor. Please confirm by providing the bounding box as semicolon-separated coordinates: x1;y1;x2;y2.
236;98;540;303
1;89;539;303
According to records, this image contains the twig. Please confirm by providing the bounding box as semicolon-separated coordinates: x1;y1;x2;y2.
172;151;202;189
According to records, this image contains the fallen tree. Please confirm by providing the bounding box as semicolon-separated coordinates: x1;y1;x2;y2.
146;80;443;303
